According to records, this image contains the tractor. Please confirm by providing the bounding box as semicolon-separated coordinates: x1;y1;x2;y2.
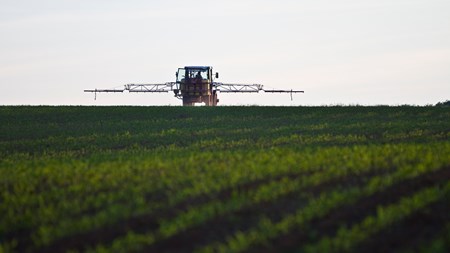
85;66;303;106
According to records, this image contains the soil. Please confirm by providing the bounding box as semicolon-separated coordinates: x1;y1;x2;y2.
247;167;450;253
32;169;318;253
26;167;449;253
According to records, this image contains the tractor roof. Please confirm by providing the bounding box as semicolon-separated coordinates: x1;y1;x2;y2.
185;66;211;70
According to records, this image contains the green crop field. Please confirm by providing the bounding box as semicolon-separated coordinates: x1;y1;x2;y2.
0;106;449;253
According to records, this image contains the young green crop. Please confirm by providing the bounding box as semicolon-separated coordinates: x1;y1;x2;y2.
303;183;450;253
0;106;449;253
195;155;448;253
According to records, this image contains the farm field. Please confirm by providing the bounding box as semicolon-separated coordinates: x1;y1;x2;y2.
0;105;449;253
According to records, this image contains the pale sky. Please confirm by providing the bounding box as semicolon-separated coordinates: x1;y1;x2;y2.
1;0;449;106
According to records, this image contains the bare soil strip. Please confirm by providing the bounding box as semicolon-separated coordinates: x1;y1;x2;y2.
31;169;317;253
142;169;392;253
246;167;450;253
354;197;449;253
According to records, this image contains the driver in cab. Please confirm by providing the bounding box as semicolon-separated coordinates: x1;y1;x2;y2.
195;71;203;83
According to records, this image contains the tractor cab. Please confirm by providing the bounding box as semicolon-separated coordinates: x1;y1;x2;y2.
176;66;216;83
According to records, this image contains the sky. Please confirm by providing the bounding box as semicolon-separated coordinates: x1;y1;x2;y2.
0;0;449;106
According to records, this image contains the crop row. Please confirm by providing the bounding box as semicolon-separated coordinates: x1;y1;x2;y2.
1;143;444;252
1;106;448;155
194;164;449;253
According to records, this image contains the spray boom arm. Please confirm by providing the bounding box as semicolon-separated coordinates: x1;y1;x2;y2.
213;83;303;100
85;82;303;101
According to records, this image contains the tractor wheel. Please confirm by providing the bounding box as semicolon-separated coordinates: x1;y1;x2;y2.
213;92;218;106
183;98;193;106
